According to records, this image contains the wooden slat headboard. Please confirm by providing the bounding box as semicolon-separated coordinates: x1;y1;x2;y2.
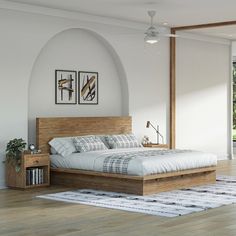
36;116;132;153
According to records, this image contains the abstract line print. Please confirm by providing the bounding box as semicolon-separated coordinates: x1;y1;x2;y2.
55;70;77;104
78;71;98;104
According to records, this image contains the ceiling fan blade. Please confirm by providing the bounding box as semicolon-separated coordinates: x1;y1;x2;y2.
162;33;179;38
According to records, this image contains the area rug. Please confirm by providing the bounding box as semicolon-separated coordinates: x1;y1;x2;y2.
37;175;236;217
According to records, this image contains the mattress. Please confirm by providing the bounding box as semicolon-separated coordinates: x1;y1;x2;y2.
50;147;217;176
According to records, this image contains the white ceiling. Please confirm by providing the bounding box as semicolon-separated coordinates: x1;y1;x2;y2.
5;0;236;40
6;0;236;26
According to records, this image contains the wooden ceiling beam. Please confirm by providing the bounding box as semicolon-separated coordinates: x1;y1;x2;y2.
172;20;236;31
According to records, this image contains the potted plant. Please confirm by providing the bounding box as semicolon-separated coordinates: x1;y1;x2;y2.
6;138;26;172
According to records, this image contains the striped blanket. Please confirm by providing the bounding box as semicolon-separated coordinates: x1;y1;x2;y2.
102;149;192;174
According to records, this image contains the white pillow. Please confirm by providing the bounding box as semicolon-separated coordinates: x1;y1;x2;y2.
49;137;77;157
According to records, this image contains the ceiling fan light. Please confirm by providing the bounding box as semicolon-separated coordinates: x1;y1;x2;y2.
144;34;160;44
146;39;158;44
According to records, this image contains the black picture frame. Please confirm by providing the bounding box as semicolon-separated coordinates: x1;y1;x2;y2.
78;71;98;105
55;70;77;104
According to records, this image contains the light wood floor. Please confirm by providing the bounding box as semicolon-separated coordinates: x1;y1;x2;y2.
1;160;236;236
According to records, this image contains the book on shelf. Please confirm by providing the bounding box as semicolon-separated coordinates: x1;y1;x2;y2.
26;167;44;186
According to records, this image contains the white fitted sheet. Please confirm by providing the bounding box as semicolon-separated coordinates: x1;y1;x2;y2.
50;147;217;176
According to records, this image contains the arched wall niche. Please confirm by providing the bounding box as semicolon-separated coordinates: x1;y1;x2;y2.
28;28;129;144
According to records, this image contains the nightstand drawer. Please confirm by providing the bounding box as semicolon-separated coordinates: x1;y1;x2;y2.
24;155;49;167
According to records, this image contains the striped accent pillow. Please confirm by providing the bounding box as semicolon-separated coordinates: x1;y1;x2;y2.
73;136;108;153
105;134;142;149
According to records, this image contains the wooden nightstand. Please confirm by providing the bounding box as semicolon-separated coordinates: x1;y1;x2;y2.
6;151;50;189
143;143;169;148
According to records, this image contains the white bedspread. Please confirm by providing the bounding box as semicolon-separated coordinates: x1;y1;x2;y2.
50;147;217;176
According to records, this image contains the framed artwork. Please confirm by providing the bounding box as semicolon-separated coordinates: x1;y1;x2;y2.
78;71;98;104
55;70;77;104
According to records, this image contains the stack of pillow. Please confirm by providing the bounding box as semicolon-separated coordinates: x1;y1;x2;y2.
49;134;142;157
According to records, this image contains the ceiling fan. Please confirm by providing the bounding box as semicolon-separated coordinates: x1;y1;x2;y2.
144;10;178;44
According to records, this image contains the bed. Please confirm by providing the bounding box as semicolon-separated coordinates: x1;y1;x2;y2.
36;116;217;195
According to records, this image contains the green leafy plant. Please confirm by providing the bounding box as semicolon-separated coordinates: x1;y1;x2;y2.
6;138;26;172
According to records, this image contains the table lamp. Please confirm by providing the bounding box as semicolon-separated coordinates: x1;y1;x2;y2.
146;121;164;144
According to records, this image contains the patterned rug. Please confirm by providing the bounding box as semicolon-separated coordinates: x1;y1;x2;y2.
37;175;236;217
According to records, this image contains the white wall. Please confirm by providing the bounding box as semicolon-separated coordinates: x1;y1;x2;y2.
0;7;169;188
0;4;232;189
176;33;231;159
110;37;169;144
0;4;233;190
232;41;236;57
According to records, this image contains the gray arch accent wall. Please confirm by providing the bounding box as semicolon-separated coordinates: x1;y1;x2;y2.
28;28;129;144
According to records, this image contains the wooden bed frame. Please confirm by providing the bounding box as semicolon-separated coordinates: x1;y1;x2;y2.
36;116;216;195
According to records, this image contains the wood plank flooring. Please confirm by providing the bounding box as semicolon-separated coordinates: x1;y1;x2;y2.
1;160;236;236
